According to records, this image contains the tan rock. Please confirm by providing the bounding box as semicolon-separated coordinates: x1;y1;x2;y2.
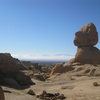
93;82;98;86
50;63;74;75
74;23;98;47
74;47;100;64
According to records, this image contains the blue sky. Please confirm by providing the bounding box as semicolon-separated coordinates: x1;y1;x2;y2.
0;0;100;60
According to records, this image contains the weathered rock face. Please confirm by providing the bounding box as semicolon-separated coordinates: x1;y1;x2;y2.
0;53;19;75
13;72;34;86
50;63;74;75
74;47;100;64
0;53;35;88
0;87;5;100
74;23;98;47
73;23;100;64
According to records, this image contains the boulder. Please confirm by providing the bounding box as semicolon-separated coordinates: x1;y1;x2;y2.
74;47;100;64
74;23;98;47
27;89;35;95
36;90;66;100
0;86;5;100
50;63;74;75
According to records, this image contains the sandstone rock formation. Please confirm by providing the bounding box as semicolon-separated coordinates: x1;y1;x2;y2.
0;53;19;75
0;53;34;88
50;23;100;75
74;47;100;64
73;23;100;64
0;86;5;100
50;63;74;75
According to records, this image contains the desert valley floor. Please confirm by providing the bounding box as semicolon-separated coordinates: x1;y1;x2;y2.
3;74;100;100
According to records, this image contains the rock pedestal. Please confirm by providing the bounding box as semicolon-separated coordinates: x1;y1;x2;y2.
50;23;100;75
74;47;100;64
73;23;100;64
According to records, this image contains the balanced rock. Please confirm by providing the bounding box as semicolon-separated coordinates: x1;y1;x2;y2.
73;23;100;64
74;23;98;47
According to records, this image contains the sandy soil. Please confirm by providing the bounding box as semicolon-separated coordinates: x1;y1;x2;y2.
3;74;100;100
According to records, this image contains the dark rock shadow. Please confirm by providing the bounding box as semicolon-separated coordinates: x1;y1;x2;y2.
1;82;35;90
0;72;35;90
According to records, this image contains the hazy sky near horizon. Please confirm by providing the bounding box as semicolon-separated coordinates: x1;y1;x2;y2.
0;0;100;60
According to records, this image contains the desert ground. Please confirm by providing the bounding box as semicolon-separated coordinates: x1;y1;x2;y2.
3;73;100;100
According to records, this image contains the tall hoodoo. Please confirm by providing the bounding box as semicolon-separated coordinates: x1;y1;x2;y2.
73;23;100;64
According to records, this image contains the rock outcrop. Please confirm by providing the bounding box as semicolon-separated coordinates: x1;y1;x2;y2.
0;86;5;100
0;53;19;75
50;23;100;75
0;53;34;88
73;23;100;64
50;63;74;75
